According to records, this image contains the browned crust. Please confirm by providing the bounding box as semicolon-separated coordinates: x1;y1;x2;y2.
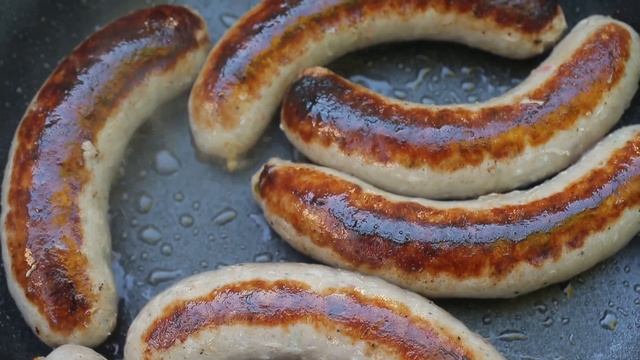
193;0;563;129
3;5;208;333
256;135;640;280
282;23;631;170
142;280;472;360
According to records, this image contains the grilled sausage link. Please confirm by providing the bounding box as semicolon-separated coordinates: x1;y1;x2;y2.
190;0;566;167
37;345;106;360
125;263;504;360
0;5;210;346
282;16;640;199
253;126;640;298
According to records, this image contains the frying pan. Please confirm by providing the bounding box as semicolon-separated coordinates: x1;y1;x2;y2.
1;1;639;359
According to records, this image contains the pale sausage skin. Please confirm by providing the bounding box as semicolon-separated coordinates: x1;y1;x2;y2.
125;263;505;360
253;126;640;298
37;345;106;360
189;0;566;167
282;16;640;199
0;6;210;346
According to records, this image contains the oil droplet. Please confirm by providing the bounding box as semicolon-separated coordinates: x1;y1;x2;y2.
140;251;149;260
179;214;194;228
542;317;554;327
440;66;455;78
393;89;407;99
350;75;394;96
599;310;618;331
160;243;173;256
561;317;570;325
635;298;640;305
137;193;153;214
634;284;640;293
173;192;184;202
130;218;139;227
147;269;182;285
624;265;631;273
461;82;475;92
496;330;528;342
405;68;430;90
220;13;237;28
139;225;162;245
254;252;273;263
215;262;229;269
481;314;492;325
616;307;629;317
200;261;209;268
534;302;547;314
154;150;180;175
250;214;273;242
213;208;237;225
421;97;435;105
192;201;200;211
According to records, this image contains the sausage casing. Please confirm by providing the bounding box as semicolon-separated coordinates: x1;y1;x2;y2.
1;5;210;346
282;16;640;198
253;126;640;298
125;263;504;360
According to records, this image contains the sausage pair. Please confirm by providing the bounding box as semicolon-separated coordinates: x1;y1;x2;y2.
189;0;567;168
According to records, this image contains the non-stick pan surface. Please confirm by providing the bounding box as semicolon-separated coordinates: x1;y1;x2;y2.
1;1;639;359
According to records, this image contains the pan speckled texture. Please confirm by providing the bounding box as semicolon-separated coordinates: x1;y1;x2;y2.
0;1;639;359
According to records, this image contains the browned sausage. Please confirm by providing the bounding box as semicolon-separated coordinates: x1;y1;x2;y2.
253;126;640;298
1;5;210;346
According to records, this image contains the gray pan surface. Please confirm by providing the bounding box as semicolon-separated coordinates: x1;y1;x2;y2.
0;1;639;359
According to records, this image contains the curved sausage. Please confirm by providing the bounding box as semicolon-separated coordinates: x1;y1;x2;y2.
0;6;210;346
37;345;106;360
253;126;640;298
125;263;504;360
189;0;567;167
282;16;640;199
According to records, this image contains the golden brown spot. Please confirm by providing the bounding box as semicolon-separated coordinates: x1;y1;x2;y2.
282;23;631;170
195;0;562;129
4;5;207;333
143;280;471;360
257;135;640;279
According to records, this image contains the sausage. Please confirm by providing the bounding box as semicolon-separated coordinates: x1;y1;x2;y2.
281;16;640;199
124;263;504;360
189;0;567;168
0;5;210;347
252;126;640;298
37;345;106;360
